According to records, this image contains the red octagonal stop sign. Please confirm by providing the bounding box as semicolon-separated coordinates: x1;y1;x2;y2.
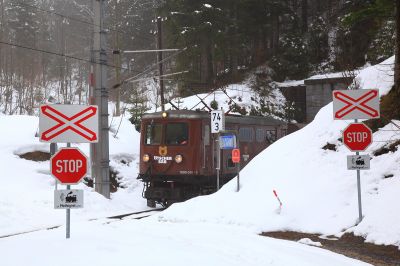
343;123;372;151
51;148;88;184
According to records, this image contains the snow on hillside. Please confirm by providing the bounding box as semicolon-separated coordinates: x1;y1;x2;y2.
154;56;400;247
0;105;147;236
0;92;374;266
0;56;396;266
165;83;286;118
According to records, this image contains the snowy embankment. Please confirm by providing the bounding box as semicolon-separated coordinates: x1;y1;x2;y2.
0;105;146;236
154;56;400;247
0;56;395;266
0;106;373;266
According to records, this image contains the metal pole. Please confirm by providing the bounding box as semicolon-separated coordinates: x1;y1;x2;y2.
92;0;110;198
355;118;363;223
66;143;71;239
66;184;70;239
236;163;240;192
157;17;165;111
113;4;121;117
216;135;220;190
51;143;58;190
356;152;363;223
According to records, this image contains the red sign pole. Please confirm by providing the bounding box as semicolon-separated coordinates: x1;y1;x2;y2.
232;149;241;192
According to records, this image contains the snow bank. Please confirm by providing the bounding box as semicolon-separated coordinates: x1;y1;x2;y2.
154;56;400;247
0;108;146;236
0;219;369;266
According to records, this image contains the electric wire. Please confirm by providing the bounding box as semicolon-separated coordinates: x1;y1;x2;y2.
0;40;128;71
9;1;157;42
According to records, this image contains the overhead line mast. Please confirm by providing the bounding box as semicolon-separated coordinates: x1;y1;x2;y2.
91;0;110;199
157;16;165;111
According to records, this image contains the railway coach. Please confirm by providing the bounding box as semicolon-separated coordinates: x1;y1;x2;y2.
137;110;287;207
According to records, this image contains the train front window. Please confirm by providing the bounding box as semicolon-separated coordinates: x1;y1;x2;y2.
145;123;162;145
166;123;188;145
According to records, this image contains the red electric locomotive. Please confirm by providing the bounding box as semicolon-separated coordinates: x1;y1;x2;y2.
137;110;287;207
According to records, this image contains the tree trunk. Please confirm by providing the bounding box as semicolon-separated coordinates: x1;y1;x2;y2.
395;0;400;96
271;4;280;55
230;1;239;79
200;35;214;85
301;0;308;33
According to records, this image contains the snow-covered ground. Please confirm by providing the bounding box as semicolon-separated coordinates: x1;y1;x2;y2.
154;56;400;247
0;219;370;266
0;56;397;265
0;108;147;237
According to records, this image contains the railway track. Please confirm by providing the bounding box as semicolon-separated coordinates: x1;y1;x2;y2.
0;208;165;239
106;207;165;220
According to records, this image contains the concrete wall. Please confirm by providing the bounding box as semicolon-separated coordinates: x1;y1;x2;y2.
304;78;352;122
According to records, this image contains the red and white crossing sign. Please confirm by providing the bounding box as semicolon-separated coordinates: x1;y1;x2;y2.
333;89;380;120
342;123;372;151
39;105;98;143
50;148;88;184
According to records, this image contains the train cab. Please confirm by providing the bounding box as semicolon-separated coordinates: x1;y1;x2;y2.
138;110;210;206
137;109;287;207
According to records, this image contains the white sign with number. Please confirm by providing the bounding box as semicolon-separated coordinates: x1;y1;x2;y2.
211;110;225;133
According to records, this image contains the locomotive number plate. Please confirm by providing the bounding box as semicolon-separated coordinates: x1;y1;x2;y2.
179;170;197;174
153;156;172;164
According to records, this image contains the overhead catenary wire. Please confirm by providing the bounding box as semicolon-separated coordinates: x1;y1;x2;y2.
10;1;126;36
113;47;187;88
0;40;128;71
4;2;184;80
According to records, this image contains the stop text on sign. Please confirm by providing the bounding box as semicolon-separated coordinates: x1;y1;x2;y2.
50;148;88;184
344;132;369;143
342;123;372;151
55;160;84;174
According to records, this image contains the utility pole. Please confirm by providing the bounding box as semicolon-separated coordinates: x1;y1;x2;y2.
157;17;165;111
113;2;121;117
91;0;110;199
113;34;121;116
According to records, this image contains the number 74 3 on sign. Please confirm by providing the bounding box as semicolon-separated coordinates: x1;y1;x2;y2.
211;110;225;133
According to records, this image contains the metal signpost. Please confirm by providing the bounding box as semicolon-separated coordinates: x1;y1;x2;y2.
232;149;241;192
50;147;88;239
40;104;94;239
211;110;225;190
333;89;379;223
210;111;242;192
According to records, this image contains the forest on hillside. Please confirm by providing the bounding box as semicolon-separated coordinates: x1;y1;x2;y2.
0;0;397;116
161;0;395;89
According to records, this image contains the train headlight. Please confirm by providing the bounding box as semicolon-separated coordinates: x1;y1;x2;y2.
143;154;150;162
162;112;168;118
175;154;183;164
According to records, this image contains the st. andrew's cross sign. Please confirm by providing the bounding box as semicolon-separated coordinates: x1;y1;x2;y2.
39;105;98;143
333;89;380;120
